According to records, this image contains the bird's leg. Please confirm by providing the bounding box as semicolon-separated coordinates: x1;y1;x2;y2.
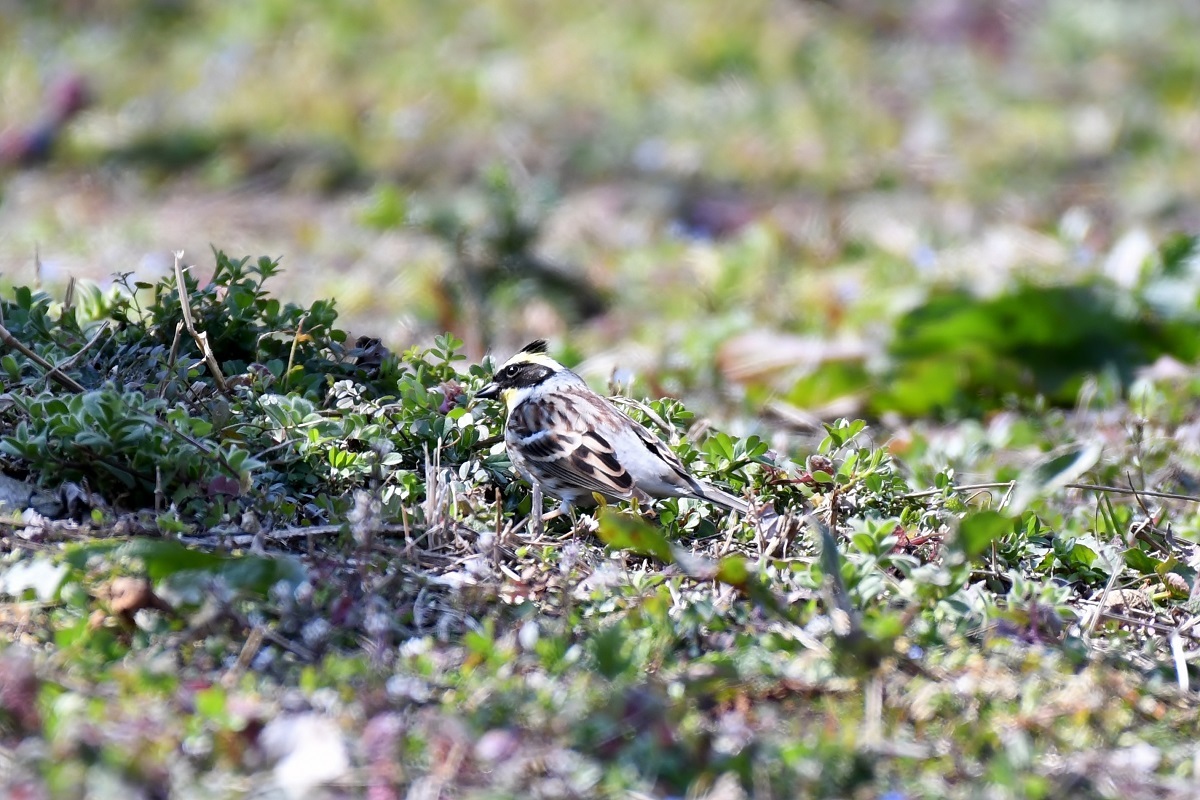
531;482;544;538
565;501;579;540
535;500;576;540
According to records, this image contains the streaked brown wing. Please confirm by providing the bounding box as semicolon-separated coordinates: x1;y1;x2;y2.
508;390;643;501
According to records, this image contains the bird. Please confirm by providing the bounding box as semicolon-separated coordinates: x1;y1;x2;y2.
475;340;751;528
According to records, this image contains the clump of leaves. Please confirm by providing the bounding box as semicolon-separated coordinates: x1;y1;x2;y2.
784;235;1200;418
0;253;489;520
880;280;1200;416
2;389;258;506
136;251;346;397
5;258;1200;798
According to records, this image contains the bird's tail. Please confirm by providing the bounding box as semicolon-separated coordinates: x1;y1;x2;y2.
694;481;751;515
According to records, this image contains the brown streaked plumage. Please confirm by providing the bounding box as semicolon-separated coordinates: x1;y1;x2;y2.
475;340;750;514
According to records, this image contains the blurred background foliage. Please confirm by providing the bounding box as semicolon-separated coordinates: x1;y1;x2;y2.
2;0;1200;419
6;5;1200;797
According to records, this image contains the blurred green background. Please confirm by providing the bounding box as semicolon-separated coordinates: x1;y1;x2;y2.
3;0;1199;415
5;8;1200;796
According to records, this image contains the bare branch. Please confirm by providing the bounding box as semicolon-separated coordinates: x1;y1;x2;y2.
173;251;230;397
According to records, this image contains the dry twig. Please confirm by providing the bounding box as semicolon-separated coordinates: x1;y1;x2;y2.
173;251;230;397
0;322;86;393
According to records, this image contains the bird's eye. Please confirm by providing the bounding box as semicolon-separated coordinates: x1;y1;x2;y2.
501;364;519;379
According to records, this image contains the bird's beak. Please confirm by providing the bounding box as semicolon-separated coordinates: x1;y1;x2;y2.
475;381;500;400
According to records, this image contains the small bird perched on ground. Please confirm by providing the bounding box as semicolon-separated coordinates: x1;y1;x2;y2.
475;340;750;528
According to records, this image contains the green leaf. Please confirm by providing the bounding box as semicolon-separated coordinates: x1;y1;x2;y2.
1;353;19;377
714;555;751;586
588;623;633;679
361;183;409;230
1157;233;1199;277
1066;541;1097;568
850;532;876;554
464;619;496;661
957;510;1012;560
195;686;228;721
595;509;673;563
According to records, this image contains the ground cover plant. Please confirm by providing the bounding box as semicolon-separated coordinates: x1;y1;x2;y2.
3;2;1200;798
3;245;1200;798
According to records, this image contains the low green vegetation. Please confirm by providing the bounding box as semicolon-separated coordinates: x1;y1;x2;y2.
2;252;1200;797
4;1;1200;797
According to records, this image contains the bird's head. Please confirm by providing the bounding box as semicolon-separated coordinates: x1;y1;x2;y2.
475;340;565;410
